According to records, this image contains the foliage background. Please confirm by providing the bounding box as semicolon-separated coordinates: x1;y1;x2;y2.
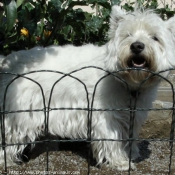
0;0;175;55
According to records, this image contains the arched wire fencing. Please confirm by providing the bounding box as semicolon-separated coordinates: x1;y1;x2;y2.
0;67;174;175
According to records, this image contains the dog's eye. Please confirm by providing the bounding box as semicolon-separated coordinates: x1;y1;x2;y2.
152;36;159;41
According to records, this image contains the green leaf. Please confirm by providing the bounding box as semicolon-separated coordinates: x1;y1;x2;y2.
88;0;111;9
24;2;35;12
16;0;24;8
4;0;17;32
110;0;121;5
122;3;134;11
23;20;37;35
62;0;72;9
50;0;62;11
66;1;87;10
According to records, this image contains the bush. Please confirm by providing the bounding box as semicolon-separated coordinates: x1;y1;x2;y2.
0;0;174;55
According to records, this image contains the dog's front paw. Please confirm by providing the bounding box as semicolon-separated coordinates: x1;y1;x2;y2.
116;160;136;171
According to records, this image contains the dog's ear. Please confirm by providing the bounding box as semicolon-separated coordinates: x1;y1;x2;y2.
166;16;175;44
110;5;126;22
165;16;175;68
108;6;126;39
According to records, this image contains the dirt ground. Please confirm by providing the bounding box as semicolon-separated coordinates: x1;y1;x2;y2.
0;100;174;175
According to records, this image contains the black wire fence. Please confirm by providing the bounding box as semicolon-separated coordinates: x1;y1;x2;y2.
0;67;175;175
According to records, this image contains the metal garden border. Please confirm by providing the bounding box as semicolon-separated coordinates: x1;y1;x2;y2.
0;67;174;175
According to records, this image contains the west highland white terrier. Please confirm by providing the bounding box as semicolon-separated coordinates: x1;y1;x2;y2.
0;5;175;171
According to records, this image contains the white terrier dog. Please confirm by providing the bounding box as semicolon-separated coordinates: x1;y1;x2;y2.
0;6;175;171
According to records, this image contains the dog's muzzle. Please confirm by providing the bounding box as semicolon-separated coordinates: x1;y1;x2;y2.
128;41;148;68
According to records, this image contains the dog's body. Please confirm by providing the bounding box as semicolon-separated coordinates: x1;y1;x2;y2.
0;6;175;171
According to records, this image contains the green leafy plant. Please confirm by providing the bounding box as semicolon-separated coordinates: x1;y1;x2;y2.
0;0;174;55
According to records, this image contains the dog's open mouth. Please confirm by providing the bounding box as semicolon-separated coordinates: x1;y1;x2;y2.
128;56;148;68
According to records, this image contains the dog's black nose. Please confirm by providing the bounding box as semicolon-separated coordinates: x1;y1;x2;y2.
130;42;145;54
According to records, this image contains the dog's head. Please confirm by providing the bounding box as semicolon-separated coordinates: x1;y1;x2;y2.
106;6;175;87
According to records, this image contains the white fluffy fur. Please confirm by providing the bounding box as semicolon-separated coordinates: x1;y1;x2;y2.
0;6;175;171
